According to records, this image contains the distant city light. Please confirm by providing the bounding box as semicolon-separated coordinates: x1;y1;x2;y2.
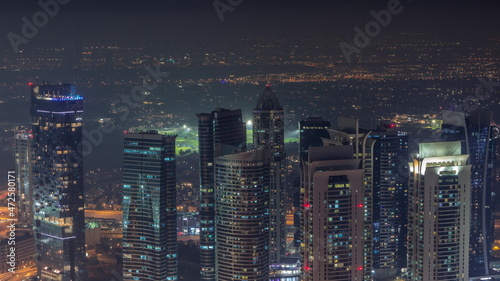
43;95;83;101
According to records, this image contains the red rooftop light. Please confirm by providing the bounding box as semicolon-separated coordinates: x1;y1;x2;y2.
303;266;311;271
302;203;311;208
357;203;364;208
28;82;33;86
357;266;364;270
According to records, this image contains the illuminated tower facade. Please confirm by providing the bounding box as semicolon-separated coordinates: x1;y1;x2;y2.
122;131;178;281
301;145;366;281
215;148;270;281
321;117;374;279
196;108;246;281
15;130;34;228
253;85;286;263
31;83;86;281
407;142;471;281
370;129;409;278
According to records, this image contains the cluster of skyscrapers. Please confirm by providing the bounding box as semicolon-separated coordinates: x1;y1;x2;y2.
12;82;498;281
196;84;287;280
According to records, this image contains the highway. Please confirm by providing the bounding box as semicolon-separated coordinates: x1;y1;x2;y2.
0;266;36;281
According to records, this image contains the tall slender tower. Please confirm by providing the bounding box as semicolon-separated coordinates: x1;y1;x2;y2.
215;147;270;281
442;110;498;276
301;144;366;281
370;129;409;278
196;109;246;281
253;85;286;263
407;141;471;281
296;117;331;253
15;130;34;229
122;131;178;281
31;83;86;281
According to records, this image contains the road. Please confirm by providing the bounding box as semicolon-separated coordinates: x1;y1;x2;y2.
0;266;36;281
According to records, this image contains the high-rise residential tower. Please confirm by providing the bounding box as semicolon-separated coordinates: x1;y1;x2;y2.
321;118;375;280
369;129;409;278
122;131;178;281
215;147;270;281
196;108;246;281
15;130;34;229
30;83;86;281
407;141;471;281
298;117;331;160
253;85;286;263
301;144;366;281
442;110;498;276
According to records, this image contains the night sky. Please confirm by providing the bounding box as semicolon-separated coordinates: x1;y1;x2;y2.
1;0;500;40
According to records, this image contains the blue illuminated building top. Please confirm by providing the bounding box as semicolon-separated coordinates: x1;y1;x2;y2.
43;95;84;101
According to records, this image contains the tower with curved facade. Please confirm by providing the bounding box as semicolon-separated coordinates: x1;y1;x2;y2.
197;108;246;281
215;147;270;281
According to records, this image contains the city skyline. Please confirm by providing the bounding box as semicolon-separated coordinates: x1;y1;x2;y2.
0;1;499;281
1;79;498;281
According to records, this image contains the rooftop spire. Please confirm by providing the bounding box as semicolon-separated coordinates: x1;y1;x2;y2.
255;84;282;110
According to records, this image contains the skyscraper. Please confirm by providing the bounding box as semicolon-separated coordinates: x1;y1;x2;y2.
322;118;374;280
253;85;286;263
15;130;34;229
301;144;366;281
442;110;498;276
122;131;178;281
294;117;331;253
298;117;331;160
407;141;471;281
30;83;86;281
369;129;409;278
215;147;270;281
196;108;246;281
